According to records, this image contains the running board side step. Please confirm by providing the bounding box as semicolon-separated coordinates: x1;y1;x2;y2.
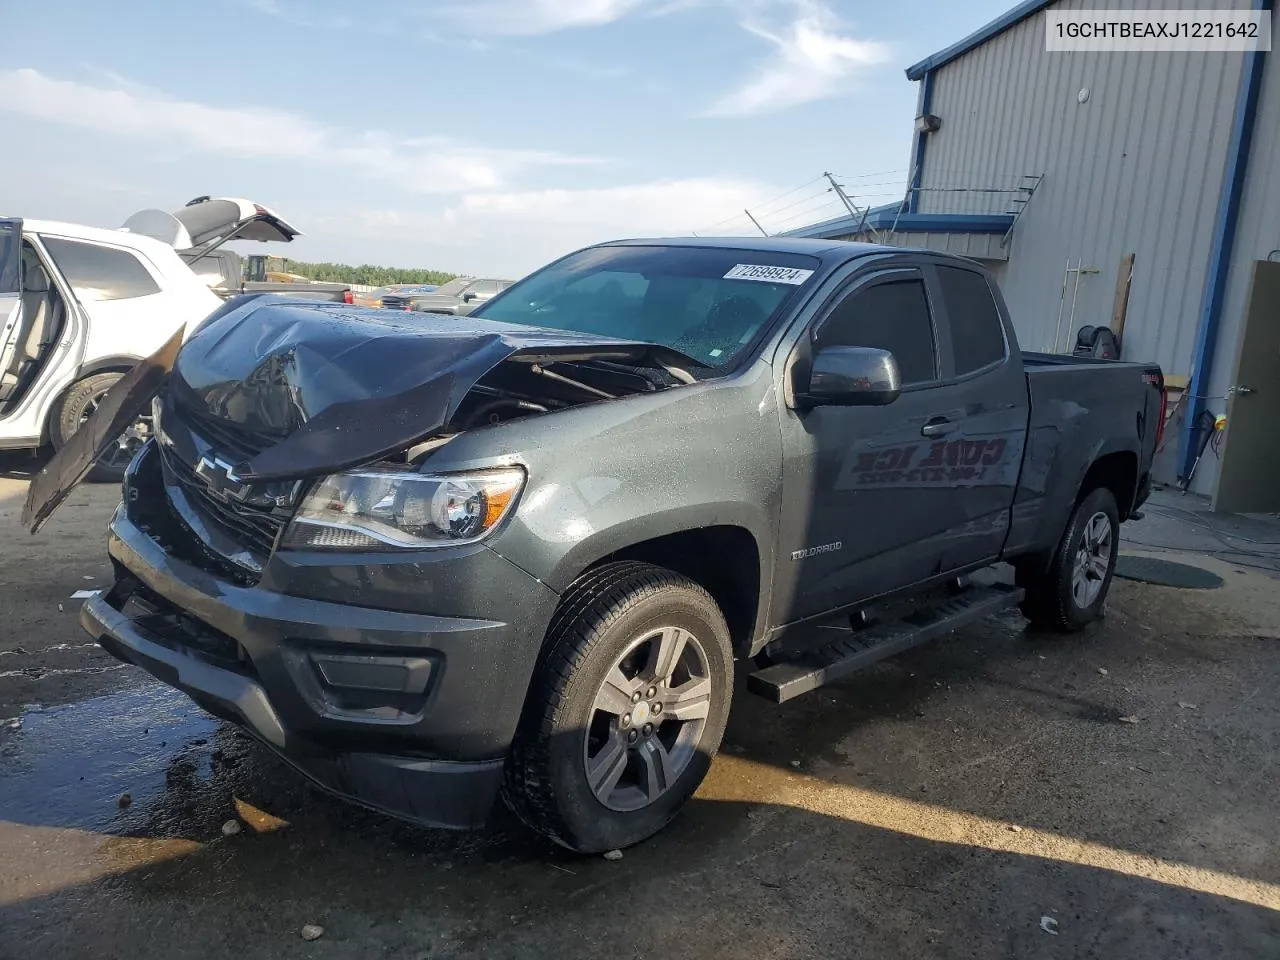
748;584;1024;704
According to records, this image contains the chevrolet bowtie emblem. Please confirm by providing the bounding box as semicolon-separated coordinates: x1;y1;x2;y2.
194;455;251;503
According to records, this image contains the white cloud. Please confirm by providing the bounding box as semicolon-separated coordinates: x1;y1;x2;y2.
306;177;778;276
441;0;654;35
459;178;769;231
0;68;602;194
241;0;361;32
705;1;890;117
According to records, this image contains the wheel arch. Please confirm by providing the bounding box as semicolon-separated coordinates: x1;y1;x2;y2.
542;509;773;658
75;355;143;379
1077;449;1139;520
1016;444;1138;577
42;358;141;445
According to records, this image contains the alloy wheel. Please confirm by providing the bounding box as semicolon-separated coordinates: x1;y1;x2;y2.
583;626;712;812
1071;511;1113;608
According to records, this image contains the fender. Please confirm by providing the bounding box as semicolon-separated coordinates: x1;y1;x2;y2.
501;500;776;651
1026;436;1140;569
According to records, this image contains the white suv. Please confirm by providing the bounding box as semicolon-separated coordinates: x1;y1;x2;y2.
0;216;221;480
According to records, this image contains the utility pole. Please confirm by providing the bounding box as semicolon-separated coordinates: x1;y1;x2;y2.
824;171;860;219
744;209;769;237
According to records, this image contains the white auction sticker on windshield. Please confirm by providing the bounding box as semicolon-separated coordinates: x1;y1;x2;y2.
724;264;814;285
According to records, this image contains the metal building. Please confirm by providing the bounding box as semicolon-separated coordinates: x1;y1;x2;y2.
791;0;1278;510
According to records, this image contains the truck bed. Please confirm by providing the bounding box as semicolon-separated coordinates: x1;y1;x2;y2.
1021;350;1152;370
1007;350;1164;558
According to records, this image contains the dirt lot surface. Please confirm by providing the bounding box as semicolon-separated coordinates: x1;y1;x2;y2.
2;459;1278;960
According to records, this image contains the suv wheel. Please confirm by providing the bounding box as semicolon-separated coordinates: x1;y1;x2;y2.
50;372;150;483
502;562;733;853
1017;487;1120;632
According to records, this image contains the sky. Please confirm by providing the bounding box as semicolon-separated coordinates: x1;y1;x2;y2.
0;0;1015;278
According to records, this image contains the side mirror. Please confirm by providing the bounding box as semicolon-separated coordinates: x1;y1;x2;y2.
461;291;478;302
793;346;901;408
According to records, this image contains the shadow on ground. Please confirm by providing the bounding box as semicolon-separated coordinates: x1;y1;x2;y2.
0;446;50;481
2;585;1278;959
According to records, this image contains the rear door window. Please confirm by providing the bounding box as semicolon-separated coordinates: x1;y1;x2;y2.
42;238;161;301
935;266;1006;375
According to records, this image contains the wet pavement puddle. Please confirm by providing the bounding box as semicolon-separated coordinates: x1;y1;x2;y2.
0;681;220;834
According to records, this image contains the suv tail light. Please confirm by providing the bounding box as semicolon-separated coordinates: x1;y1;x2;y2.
342;289;354;305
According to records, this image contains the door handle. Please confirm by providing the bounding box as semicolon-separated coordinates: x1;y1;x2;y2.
921;417;957;438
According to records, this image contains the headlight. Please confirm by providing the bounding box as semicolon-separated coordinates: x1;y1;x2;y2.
281;467;525;550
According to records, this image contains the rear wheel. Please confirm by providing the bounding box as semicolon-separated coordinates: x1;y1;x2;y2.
50;372;151;483
502;562;733;853
1018;487;1120;632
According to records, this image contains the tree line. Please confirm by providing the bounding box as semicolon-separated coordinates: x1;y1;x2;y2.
282;259;458;286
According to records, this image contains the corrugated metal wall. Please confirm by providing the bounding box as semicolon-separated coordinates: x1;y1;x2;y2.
918;0;1244;372
1201;47;1280;495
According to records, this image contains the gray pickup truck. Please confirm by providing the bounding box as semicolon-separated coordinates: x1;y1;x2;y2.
25;238;1164;853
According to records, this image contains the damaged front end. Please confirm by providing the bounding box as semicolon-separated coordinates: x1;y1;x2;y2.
26;297;697;582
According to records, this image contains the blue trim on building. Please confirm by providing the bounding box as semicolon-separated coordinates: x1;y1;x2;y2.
869;213;1013;233
907;71;935;213
905;0;1056;80
782;214;866;240
1180;0;1272;480
782;207;1013;240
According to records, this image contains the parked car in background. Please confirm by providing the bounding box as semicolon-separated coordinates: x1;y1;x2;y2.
373;283;440;309
30;237;1165;853
125;197;352;304
408;277;512;315
0;215;220;480
380;277;469;311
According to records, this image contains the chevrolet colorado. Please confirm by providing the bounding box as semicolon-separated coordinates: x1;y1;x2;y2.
25;238;1165;853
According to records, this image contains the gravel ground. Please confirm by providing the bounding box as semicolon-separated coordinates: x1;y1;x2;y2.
1;461;1277;960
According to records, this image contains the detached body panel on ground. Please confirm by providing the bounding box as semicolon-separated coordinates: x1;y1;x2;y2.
44;237;1162;849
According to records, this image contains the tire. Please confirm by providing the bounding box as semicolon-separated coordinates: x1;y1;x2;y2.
50;372;148;483
502;561;734;853
1017;487;1120;632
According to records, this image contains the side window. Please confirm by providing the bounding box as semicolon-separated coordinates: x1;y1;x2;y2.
935;266;1006;375
40;238;161;302
815;276;937;385
0;221;19;293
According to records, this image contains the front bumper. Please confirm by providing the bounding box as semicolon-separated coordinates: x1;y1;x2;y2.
84;496;560;830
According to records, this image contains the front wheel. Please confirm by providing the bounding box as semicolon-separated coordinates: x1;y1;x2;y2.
1017;487;1120;632
502;562;734;853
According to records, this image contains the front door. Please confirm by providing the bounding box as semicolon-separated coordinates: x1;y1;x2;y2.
774;266;972;622
1213;260;1280;512
0;219;25;413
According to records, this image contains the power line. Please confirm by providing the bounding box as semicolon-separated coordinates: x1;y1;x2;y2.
745;175;828;214
827;168;908;181
755;186;834;219
766;198;849;231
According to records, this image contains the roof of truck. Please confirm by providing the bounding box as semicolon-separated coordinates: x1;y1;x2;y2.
601;236;892;263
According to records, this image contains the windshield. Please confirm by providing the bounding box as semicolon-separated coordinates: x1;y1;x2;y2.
475;245;819;367
432;278;471;297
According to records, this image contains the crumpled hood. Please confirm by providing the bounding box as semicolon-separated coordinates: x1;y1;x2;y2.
170;298;687;481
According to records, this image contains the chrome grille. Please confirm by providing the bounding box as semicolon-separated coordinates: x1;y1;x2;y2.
161;446;287;560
